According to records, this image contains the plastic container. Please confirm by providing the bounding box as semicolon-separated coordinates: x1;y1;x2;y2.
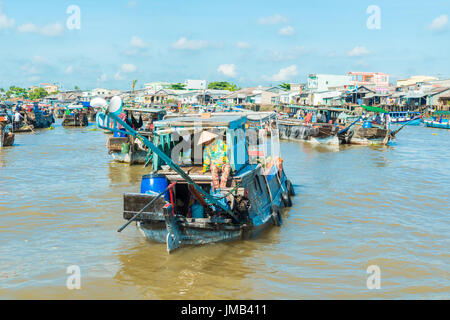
191;203;204;218
363;121;372;128
114;130;127;138
140;174;170;201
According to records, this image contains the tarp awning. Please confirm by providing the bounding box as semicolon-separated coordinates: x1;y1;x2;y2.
361;105;388;113
433;110;450;115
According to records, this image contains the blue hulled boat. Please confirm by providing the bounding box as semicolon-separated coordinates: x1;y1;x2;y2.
389;111;422;126
96;98;295;253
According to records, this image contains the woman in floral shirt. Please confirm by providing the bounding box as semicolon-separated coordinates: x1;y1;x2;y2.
199;131;231;191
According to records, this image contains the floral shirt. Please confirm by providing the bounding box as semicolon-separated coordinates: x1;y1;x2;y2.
202;140;229;173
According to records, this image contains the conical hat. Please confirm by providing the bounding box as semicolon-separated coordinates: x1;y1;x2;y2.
197;130;218;145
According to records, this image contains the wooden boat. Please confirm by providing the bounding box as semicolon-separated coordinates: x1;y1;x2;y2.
278;119;341;145
62;106;88;127
53;106;66;119
26;111;55;129
106;131;152;164
0;115;14;147
423;119;450;129
87;108;97;122
104;108;166;164
340;123;391;145
97;107;295;253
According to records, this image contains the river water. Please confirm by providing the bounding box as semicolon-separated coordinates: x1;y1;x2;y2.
0;120;448;299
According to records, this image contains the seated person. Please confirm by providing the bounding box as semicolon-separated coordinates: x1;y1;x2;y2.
199;130;231;191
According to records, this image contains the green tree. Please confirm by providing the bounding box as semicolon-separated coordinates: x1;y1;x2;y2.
74;85;80;90
208;81;240;91
28;88;49;100
0;88;4;92
169;83;186;90
6;86;29;99
280;83;291;91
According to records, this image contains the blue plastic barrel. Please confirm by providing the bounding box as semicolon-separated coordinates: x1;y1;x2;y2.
363;121;372;128
114;130;127;138
140;174;170;201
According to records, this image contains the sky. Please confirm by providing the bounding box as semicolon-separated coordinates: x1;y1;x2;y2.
0;0;449;91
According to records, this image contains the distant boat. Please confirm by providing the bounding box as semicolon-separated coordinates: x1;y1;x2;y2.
389;111;422;126
62;105;89;127
423;112;450;129
423;119;450;129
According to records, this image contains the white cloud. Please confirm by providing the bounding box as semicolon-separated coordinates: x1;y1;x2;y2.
121;64;137;73
114;64;136;80
33;55;50;65
217;64;237;77
278;26;294;36
130;36;147;48
428;15;448;31
65;66;73;74
40;22;64;36
264;65;298;82
100;74;108;82
127;0;137;8
18;22;64;37
18;23;37;33
21;65;39;75
348;46;370;57
172;37;208;50
114;72;124;81
237;41;251;49
265;46;307;62
0;10;15;30
258;14;288;25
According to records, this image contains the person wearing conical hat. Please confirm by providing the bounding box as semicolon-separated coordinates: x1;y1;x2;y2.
199;130;231;191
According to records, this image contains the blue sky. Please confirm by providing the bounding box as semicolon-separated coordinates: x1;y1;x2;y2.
0;0;448;91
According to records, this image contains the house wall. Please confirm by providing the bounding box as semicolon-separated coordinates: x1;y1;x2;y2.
348;72;389;89
308;74;351;92
185;80;206;90
429;89;450;105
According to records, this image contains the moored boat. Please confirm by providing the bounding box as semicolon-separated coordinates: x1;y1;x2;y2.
423;112;450;129
62;105;89;127
389;111;422;126
96;97;295;253
423;119;450;129
0;113;14;147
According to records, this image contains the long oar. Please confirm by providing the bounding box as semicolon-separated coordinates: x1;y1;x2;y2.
118;182;176;233
390;116;420;137
337;116;362;135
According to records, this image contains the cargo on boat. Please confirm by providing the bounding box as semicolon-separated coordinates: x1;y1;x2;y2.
96;98;295;253
62;105;89;127
104;108;166;164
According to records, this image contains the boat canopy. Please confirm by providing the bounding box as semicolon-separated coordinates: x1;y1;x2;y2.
361;105;388;113
152;115;249;173
124;107;167;114
154;115;247;129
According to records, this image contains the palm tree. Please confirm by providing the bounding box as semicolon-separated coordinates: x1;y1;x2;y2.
280;83;291;91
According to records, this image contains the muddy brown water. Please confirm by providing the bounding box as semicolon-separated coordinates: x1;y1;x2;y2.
0;120;449;299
